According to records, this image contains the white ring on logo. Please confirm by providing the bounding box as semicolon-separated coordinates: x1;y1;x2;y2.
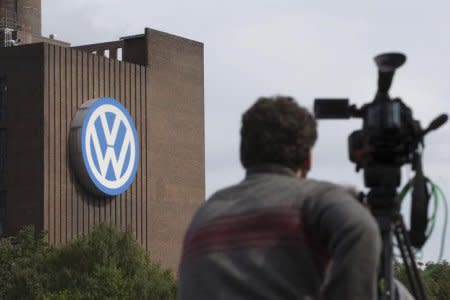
84;104;136;190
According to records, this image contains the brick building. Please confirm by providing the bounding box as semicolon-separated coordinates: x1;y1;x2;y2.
0;0;204;272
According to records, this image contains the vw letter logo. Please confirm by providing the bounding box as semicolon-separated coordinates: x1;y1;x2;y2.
69;97;139;196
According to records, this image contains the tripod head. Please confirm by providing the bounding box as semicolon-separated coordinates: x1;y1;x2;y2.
314;52;448;248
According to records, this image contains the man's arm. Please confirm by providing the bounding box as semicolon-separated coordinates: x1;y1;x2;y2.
305;187;381;300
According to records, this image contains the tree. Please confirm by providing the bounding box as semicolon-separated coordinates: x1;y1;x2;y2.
0;227;49;299
0;224;176;299
395;260;450;299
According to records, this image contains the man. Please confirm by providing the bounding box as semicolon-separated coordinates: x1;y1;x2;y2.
178;96;381;299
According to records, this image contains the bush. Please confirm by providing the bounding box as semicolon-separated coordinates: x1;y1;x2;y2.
395;260;450;299
0;224;176;299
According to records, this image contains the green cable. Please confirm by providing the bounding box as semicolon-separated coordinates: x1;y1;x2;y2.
396;177;440;253
396;177;448;261
432;182;448;262
397;180;412;206
425;180;439;238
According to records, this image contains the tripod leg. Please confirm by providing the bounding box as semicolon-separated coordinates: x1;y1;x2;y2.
381;231;395;299
393;215;427;300
377;215;395;300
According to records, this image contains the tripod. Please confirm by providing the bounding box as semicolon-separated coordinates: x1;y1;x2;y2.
366;177;427;300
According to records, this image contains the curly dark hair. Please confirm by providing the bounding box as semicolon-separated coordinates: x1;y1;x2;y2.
240;96;317;171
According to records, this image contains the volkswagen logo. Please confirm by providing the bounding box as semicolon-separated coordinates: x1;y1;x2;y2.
70;97;139;196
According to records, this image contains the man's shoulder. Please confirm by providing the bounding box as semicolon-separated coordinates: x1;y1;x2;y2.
291;177;342;198
204;177;343;209
300;177;339;190
187;182;244;231
192;177;342;227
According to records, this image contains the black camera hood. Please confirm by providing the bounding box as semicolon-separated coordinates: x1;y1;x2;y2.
374;53;406;72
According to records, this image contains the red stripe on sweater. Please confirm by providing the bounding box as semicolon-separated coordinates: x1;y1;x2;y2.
182;207;310;259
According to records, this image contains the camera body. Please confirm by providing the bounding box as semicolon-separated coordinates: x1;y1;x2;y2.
349;98;420;168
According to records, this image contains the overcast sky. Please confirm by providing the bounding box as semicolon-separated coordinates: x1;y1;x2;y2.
43;0;450;262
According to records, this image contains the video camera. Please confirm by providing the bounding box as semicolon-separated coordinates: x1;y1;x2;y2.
314;53;447;247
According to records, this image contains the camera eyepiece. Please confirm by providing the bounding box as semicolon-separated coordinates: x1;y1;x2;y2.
374;53;406;72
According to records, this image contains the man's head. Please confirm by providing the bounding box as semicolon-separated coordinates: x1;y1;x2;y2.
240;96;317;176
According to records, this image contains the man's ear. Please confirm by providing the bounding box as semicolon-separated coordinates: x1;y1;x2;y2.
304;149;312;172
297;150;312;178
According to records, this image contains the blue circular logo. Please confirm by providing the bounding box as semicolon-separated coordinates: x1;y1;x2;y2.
70;97;139;196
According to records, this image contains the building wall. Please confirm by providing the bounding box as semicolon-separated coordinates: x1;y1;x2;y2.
43;44;151;247
0;43;44;235
43;30;205;272
123;37;146;66
0;0;42;44
17;0;41;36
145;28;204;271
0;29;204;273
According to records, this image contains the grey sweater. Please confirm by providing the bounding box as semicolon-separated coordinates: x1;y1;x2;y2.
178;165;381;300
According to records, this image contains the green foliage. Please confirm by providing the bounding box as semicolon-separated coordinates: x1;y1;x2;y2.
0;224;176;300
395;260;450;299
0;227;49;299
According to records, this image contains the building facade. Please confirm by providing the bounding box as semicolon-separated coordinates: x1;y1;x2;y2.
0;1;204;273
